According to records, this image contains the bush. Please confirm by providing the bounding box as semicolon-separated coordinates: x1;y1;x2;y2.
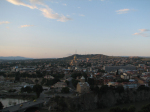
61;87;69;93
121;107;128;112
110;107;121;112
8;89;16;93
128;105;136;112
100;85;109;93
115;86;124;94
137;85;149;91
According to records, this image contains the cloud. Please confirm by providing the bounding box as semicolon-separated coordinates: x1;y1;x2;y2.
7;0;37;9
0;21;10;25
39;8;72;22
79;14;85;17
62;4;67;6
20;25;34;28
133;33;149;37
116;9;130;14
139;29;150;32
7;0;72;22
133;29;150;37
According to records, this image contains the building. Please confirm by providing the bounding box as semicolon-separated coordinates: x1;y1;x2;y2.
70;55;78;66
121;73;132;79
44;75;54;79
103;66;136;72
53;82;67;92
76;76;90;93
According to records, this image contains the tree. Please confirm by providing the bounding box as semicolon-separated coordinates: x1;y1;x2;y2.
33;84;43;98
25;86;32;93
128;105;136;112
115;86;124;94
110;107;121;112
0;101;3;110
65;80;69;86
121;107;128;112
15;72;20;82
116;69;119;75
88;78;95;86
72;79;79;88
35;79;39;84
139;103;150;112
100;85;109;93
21;86;32;93
61;87;69;93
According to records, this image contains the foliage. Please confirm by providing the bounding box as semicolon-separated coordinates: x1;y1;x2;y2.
21;86;32;93
128;105;136;112
110;107;121;112
109;105;136;112
82;72;88;81
33;84;43;98
138;103;150;112
61;87;69;93
65;80;69;86
71;79;80;88
51;74;65;79
46;78;60;86
15;72;20;81
8;89;16;93
121;107;128;112
35;79;39;84
98;69;106;73
137;85;149;91
71;72;82;79
0;101;3;110
53;96;67;111
41;78;46;85
116;69;119;75
41;78;60;86
88;78;95;86
117;79;129;83
115;86;124;94
93;86;100;93
99;85;109;93
71;72;88;81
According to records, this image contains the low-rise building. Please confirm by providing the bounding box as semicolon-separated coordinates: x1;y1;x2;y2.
53;82;67;92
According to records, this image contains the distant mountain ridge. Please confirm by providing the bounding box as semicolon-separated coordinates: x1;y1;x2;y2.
0;56;33;60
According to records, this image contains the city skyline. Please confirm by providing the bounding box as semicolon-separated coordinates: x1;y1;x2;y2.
1;0;150;58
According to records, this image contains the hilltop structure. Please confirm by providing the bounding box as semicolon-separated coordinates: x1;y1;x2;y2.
70;55;78;66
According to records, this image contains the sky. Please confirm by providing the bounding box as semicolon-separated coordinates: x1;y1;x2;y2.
0;0;150;58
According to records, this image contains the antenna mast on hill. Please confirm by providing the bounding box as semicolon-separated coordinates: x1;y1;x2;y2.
75;50;77;55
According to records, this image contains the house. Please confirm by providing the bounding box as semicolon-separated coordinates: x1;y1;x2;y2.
44;75;54;79
53;82;67;92
0;76;5;81
122;82;138;89
76;76;90;94
121;73;132;79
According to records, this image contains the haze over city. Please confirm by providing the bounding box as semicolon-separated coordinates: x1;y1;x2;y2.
0;0;150;58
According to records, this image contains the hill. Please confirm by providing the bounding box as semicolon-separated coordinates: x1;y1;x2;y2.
0;56;33;60
60;54;110;60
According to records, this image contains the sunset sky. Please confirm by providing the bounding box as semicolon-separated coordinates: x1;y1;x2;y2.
0;0;150;58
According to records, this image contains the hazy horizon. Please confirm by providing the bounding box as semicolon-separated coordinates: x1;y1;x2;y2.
1;0;150;58
0;54;150;59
